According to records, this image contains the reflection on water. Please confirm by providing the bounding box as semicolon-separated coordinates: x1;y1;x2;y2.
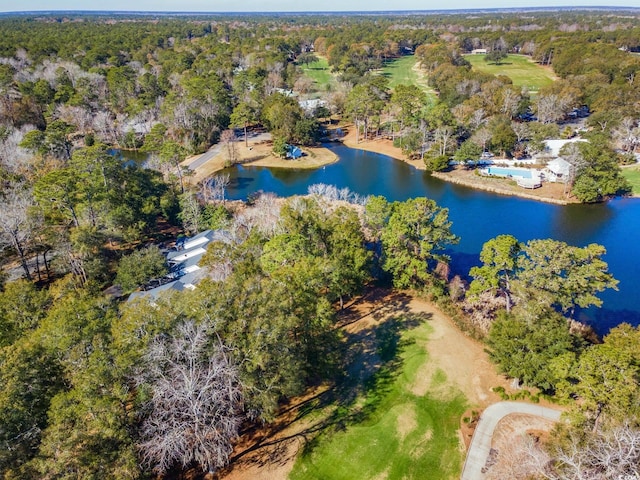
110;148;150;167
223;143;640;334
552;203;616;244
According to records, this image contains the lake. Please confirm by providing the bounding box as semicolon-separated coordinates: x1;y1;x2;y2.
221;144;640;334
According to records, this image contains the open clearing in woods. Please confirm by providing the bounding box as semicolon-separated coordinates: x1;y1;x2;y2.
377;55;436;99
222;289;509;480
300;56;335;90
465;54;556;95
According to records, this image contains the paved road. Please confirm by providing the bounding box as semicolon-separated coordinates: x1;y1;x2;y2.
461;401;562;480
185;132;272;172
186;143;222;171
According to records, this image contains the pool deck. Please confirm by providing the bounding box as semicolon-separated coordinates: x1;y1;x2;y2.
481;167;543;188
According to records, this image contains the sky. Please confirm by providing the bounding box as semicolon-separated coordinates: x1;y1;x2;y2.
3;0;640;13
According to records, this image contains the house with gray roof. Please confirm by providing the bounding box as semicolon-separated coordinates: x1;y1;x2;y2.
128;229;230;303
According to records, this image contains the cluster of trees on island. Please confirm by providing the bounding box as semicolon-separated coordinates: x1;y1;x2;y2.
0;10;639;480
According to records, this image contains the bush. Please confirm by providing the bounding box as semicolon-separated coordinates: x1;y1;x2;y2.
424;154;450;172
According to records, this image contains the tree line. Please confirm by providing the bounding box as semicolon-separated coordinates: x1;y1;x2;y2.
1;11;639;203
1;179;633;478
0;187;464;477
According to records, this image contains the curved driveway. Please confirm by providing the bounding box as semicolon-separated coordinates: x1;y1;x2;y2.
461;401;562;480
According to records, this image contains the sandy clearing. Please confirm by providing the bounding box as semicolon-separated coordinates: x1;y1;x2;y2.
408;299;506;406
341;127;425;171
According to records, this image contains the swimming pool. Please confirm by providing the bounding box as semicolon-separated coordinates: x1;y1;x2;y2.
485;167;533;179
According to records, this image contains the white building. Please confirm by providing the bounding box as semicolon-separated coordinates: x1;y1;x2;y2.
544;157;572;183
128;229;231;302
543;138;588;157
298;98;327;113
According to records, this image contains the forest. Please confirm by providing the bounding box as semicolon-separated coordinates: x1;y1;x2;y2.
0;9;639;479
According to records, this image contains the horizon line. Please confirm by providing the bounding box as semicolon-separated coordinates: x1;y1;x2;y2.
2;6;640;15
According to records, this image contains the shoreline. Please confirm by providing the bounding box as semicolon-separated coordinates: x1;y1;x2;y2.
184;139;339;184
339;126;576;205
185;127;632;204
430;171;575;205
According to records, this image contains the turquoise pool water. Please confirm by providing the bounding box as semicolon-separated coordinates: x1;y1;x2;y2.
486;167;533;178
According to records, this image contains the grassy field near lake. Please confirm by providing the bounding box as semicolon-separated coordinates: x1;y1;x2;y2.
378;55;436;99
289;303;466;480
622;165;640;196
300;56;334;90
465;54;556;94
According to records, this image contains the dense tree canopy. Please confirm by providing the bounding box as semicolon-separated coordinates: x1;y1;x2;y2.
1;9;640;478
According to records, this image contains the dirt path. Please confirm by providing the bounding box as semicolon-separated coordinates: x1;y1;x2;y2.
220;288;508;480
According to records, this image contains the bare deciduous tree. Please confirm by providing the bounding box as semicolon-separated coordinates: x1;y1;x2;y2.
0;184;35;280
486;434;552;480
53;105;94;134
560;142;588;196
501;88;521;118
0;125;32;175
136;321;243;475
92;110;118;144
535;93;574;125
551;422;640;480
473;127;493;153
462;290;507;333
178;192;201;235
202;173;231;205
220;129;238;165
613;117;640;153
432;126;456;156
511;121;530;144
293;75;314;94
469;108;487;130
230;192;283;240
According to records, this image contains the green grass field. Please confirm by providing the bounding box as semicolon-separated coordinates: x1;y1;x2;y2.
300;56;334;90
378;55;436;99
289;313;466;480
465;54;556;94
622;165;640;195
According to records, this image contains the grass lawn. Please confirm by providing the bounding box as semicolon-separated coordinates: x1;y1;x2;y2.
378;55;436;100
300;56;334;91
289;312;467;480
622;165;640;195
465;54;556;95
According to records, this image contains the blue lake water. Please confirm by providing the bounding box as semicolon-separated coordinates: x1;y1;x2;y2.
221;144;640;335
